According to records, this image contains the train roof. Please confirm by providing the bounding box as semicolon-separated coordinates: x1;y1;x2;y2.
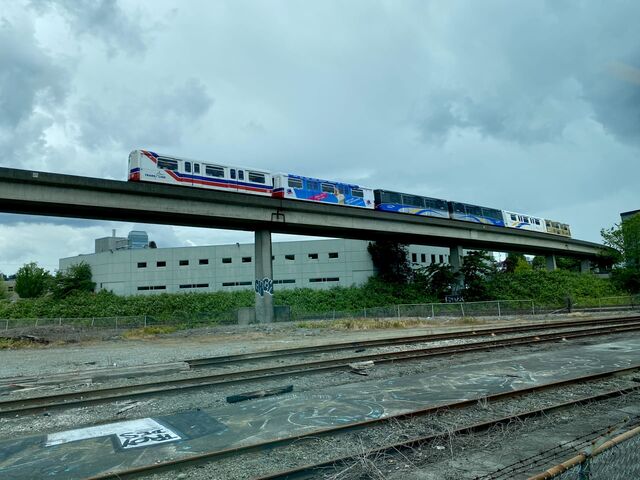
133;149;272;174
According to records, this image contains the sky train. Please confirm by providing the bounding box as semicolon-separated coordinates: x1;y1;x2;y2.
128;149;572;238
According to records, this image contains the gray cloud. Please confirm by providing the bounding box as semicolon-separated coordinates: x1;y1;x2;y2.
29;0;147;56
0;16;69;165
74;78;213;150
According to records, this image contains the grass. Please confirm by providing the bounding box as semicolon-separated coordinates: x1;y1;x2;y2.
0;337;43;349
121;325;178;339
296;318;428;330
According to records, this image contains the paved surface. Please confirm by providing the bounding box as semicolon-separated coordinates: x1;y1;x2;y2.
0;336;639;479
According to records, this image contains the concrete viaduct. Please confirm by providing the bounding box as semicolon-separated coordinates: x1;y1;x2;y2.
0;167;606;322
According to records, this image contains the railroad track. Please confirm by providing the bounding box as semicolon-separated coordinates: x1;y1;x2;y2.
186;314;640;368
3;315;638;390
83;365;640;480
2;320;640;417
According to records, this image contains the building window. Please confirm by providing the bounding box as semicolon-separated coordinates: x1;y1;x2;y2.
242;257;252;263
137;285;166;291
137;262;147;268
285;254;295;261
274;279;296;284
328;252;339;259
157;261;166;267
309;277;340;283
411;253;417;263
439;254;444;263
179;260;189;266
431;254;436;264
222;257;232;264
308;253;318;260
137;286;149;291
199;259;208;265
222;281;252;287
421;253;426;263
179;283;209;289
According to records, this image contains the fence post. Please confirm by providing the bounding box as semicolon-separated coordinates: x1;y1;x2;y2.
4;320;8;331
497;301;501;318
363;308;367;318
531;300;535;316
35;318;38;327
397;305;400;319
460;303;465;317
431;304;435;318
144;315;147;327
59;317;62;326
332;310;335;320
115;317;118;331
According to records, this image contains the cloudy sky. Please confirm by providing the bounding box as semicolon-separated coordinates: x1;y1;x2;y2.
0;0;639;274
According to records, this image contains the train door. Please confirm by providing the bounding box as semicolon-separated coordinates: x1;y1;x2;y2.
183;161;194;187
229;168;238;192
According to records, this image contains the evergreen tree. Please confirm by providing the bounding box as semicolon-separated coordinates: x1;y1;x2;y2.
367;241;412;283
52;262;96;299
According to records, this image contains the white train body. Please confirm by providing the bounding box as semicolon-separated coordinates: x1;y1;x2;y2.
128;150;273;196
502;210;546;233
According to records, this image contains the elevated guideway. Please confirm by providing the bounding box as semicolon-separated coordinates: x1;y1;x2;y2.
0;167;603;257
0;166;607;322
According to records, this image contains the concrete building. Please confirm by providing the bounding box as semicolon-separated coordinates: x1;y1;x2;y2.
60;236;450;296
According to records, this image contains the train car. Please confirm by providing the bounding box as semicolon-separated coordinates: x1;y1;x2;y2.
448;201;505;227
374;190;450;219
272;173;374;209
128;150;273;196
502;210;546;233
544;219;572;237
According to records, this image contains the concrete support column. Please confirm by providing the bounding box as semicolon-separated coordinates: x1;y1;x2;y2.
580;259;591;274
254;230;274;323
449;245;464;291
546;254;557;272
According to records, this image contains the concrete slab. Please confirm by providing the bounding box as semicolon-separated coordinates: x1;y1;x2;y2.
1;337;639;479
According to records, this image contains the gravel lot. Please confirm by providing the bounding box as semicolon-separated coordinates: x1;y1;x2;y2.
0;311;638;479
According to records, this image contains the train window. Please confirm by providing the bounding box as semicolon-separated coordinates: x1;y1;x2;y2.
230;169;236;179
468;205;482;216
484;208;501;220
185;162;192;173
535;219;540;225
511;214;517;221
453;203;465;213
288;177;303;189
157;158;178;171
238;170;244;180
381;191;401;203
351;188;364;198
249;172;266;184
194;163;200;174
307;181;320;191
402;195;423;207
437;200;447;210
322;183;334;193
205;165;224;177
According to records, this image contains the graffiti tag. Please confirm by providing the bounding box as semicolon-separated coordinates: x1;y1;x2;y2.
255;277;274;296
117;427;181;449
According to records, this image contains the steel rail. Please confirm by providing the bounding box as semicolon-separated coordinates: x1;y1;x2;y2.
2;315;636;389
84;365;640;480
2;322;640;417
186;314;640;368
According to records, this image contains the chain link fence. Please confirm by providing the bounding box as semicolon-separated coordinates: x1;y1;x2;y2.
531;425;640;480
1;295;638;328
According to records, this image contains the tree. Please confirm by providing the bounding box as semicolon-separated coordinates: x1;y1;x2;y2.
601;215;640;293
367;241;412;283
14;262;51;298
460;250;498;301
52;262;96;299
0;275;8;301
531;256;546;271
414;263;457;300
502;253;530;273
